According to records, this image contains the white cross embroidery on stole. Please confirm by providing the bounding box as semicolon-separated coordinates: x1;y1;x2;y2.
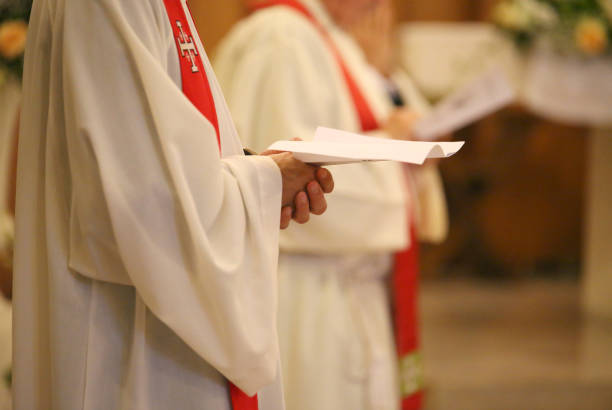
175;20;199;73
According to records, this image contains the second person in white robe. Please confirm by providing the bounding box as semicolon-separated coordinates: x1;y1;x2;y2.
214;1;440;409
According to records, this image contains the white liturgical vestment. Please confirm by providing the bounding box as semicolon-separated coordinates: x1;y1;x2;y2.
13;0;285;409
215;1;427;410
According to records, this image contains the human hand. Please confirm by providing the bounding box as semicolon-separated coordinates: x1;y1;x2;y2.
346;0;395;77
383;108;421;141
264;152;334;228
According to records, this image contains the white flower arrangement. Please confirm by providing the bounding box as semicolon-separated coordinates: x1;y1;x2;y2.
493;0;612;57
493;0;557;31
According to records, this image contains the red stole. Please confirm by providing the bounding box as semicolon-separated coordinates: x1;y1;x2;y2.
251;1;423;409
161;1;258;409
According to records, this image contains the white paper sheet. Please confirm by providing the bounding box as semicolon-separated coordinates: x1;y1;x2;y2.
267;127;465;165
412;69;515;141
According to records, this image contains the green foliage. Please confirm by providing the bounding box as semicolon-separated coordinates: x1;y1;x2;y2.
539;0;605;21
0;0;32;20
540;0;602;14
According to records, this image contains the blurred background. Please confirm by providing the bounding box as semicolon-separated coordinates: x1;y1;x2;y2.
1;0;611;409
194;2;612;408
190;0;591;280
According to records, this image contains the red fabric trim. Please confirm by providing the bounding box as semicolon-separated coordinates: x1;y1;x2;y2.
161;1;258;409
394;227;421;408
395;227;421;409
230;383;260;410
394;227;419;355
162;0;221;146
402;391;424;410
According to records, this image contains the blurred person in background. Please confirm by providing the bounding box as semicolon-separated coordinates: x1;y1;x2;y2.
215;0;448;409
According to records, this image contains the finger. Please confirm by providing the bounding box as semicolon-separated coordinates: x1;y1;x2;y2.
280;206;293;230
262;137;304;156
316;168;334;193
260;149;284;156
402;109;422;122
292;191;310;224
307;181;327;215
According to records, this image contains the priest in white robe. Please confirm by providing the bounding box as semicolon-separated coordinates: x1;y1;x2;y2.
13;0;335;409
214;1;444;409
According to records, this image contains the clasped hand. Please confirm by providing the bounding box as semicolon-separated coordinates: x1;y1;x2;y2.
261;151;334;229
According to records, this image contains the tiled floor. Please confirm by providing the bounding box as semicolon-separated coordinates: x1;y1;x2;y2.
420;279;612;410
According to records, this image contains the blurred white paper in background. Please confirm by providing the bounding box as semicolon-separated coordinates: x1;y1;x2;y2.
267;127;464;165
413;69;515;141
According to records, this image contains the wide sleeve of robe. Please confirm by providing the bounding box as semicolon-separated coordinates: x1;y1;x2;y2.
60;0;282;395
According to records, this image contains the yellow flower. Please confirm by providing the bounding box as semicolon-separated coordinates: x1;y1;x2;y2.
0;20;28;60
575;17;609;56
